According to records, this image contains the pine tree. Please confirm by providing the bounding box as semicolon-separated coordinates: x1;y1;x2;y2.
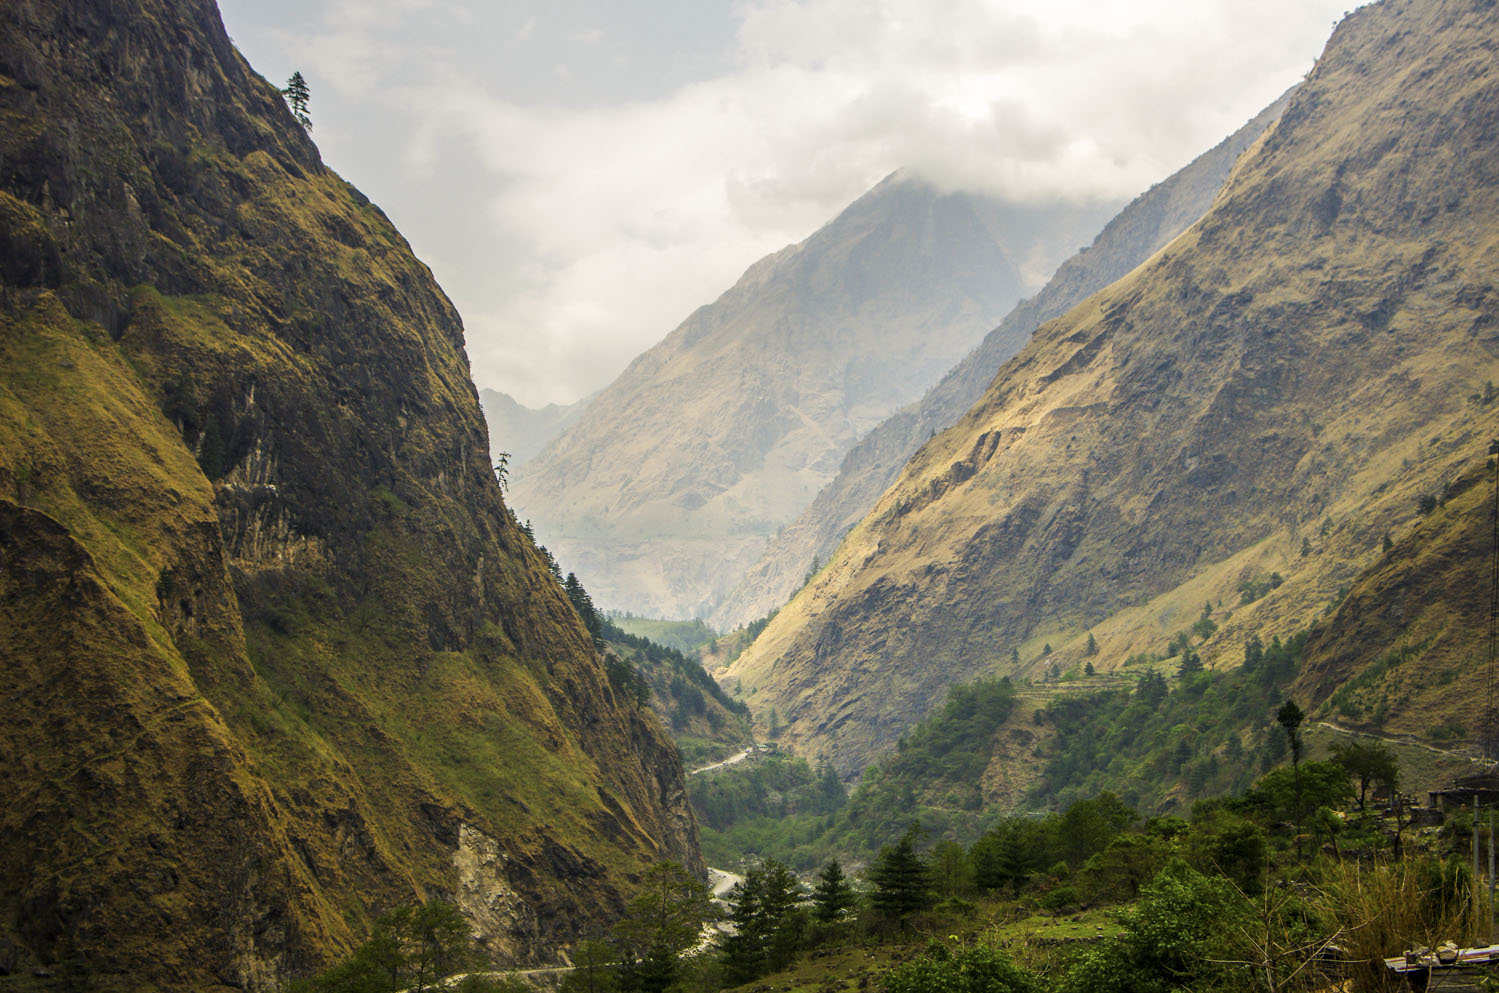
721;868;765;984
812;860;855;925
868;825;933;926
281;71;312;130
721;860;804;983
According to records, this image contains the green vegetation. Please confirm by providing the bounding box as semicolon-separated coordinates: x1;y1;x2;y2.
560;571;752;764
282;71;312;130
606;614;718;655
694;732;1493;993
1033;633;1306;812
722;860;806;983
293;900;503;992
554;862;717;993
690;754;846;867
696;633;1311;879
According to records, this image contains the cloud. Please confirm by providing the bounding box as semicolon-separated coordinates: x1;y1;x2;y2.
219;0;1355;407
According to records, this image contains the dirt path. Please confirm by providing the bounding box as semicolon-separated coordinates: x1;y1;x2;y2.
434;867;744;989
690;747;754;776
1310;720;1481;762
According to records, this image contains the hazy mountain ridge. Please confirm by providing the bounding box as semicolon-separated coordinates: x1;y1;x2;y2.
511;176;1115;619
727;0;1499;775
0;0;698;987
479;387;590;467
709;91;1297;632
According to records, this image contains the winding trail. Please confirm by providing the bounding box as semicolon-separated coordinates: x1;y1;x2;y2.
690;747;754;776
1311;720;1482;762
433;867;745;990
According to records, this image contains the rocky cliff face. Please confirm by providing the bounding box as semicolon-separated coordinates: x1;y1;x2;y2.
509;177;1114;620
0;1;698;988
727;0;1499;775
709;92;1294;632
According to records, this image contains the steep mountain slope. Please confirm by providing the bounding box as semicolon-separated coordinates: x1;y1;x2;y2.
510;178;1114;619
480;387;589;468
710;92;1294;632
1297;459;1499;741
0;1;697;989
727;0;1499;775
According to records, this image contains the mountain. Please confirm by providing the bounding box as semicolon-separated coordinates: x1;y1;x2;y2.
509;177;1116;619
1297;459;1499;740
726;0;1499;776
0;1;698;988
709;91;1295;632
479;387;590;468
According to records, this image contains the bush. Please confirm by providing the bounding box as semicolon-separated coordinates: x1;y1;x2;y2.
884;940;1039;993
1058;861;1248;993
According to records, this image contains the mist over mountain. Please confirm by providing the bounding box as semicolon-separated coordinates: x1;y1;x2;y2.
510;176;1116;619
727;0;1499;775
710;89;1297;632
480;387;590;468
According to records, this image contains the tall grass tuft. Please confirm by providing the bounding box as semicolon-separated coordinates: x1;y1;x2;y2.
1313;857;1487;993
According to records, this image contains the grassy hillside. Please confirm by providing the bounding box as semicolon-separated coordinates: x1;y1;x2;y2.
0;1;698;988
727;0;1499;776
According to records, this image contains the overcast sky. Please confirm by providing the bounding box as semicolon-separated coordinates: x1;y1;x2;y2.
217;0;1354;408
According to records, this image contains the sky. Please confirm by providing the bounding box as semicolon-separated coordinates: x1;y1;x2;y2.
216;0;1355;408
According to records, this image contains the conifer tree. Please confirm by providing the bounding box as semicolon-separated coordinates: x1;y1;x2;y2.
812;860;855;924
282;71;312;130
868;825;933;926
721;860;804;983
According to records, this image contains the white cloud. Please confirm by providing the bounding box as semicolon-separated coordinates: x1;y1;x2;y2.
218;0;1355;407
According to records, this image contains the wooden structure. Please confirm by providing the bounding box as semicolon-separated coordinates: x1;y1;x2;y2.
1385;943;1499;990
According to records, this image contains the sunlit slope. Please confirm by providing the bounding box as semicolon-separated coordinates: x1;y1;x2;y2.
728;0;1499;775
710;90;1295;633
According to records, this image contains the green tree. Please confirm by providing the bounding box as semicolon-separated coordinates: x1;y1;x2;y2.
614;862;713;959
1177;644;1203;675
282;70;312;130
1081;833;1171;904
721;860;804;983
812;860;856;925
1276;699;1307;859
404;901;478;992
563;572;601;639
929;840;972;899
561;939;617;993
1085;632;1099;656
868;825;934;927
1059;861;1249;993
296;900;479;993
1059;792;1137;867
971;818;1051;894
1330;739;1398;810
1188;810;1267;895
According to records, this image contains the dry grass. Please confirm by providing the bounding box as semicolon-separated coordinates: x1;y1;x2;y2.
1313;859;1490;993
